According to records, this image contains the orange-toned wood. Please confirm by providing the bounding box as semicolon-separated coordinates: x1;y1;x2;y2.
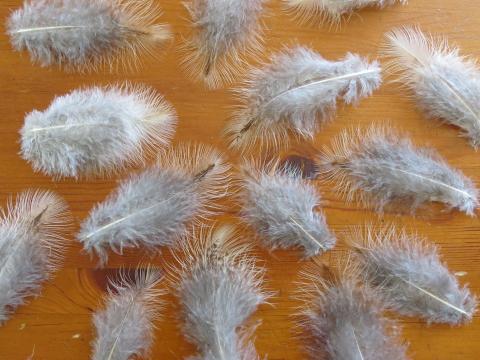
0;1;479;359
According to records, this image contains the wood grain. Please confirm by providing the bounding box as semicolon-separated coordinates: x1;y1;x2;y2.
1;0;479;359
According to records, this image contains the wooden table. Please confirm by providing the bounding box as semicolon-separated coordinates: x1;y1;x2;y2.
0;0;479;359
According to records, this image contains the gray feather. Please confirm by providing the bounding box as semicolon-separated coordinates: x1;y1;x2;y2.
349;225;477;325
20;83;176;179
77;143;231;266
284;0;407;25
239;160;335;257
383;27;480;148
319;126;479;215
7;0;171;71
0;190;71;324
170;225;268;360
298;261;408;360
92;267;163;360
182;0;265;88
225;47;381;152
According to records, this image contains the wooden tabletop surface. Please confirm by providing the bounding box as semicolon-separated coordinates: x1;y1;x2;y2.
1;0;479;359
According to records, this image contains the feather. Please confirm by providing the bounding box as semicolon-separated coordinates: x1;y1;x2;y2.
77;143;231;266
169;225;268;360
181;0;266;89
319;125;479;215
297;259;408;360
239;159;335;257
7;0;171;71
284;0;407;26
92;266;163;360
348;225;477;325
383;27;480;148
225;47;381;153
20;83;176;179
0;190;71;324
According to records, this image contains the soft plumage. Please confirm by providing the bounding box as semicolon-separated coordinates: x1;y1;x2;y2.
383;27;480;148
182;0;265;88
77;143;231;266
319;126;479;215
7;0;171;71
349;225;477;325
21;84;176;179
225;47;381;152
0;190;71;324
297;260;407;360
239;160;335;257
284;0;407;25
170;225;268;360
92;267;163;360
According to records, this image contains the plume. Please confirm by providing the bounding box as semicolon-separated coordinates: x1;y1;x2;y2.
319;125;479;215
169;225;268;360
20;83;176;179
297;259;408;360
239;159;335;257
77;143;231;266
92;266;164;360
182;0;266;88
349;225;477;325
383;27;480;148
225;46;381;153
0;190;71;324
7;0;171;71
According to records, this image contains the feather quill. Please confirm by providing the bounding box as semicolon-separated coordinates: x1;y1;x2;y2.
182;0;266;88
319;125;479;215
169;225;268;360
21;84;176;179
239;159;335;257
77;143;231;266
225;47;381;152
383;27;480;148
92;266;163;360
284;0;407;26
297;260;407;359
349;225;477;325
0;190;71;324
7;0;171;71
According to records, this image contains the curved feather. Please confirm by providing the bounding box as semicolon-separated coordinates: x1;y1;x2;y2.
348;225;477;325
169;225;268;360
225;47;381;153
181;0;266;89
7;0;171;71
239;159;335;257
297;259;408;360
0;190;71;324
319;125;479;215
92;266;164;360
77;143;231;266
383;27;480;148
20;83;176;179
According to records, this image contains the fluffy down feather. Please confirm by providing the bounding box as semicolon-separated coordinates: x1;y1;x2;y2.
20;84;176;179
169;225;268;360
225;47;381;152
239;160;335;257
92;267;163;360
319;126;479;215
0;190;71;324
383;27;480;148
297;260;407;360
182;0;265;88
77;143;231;266
349;225;477;325
7;0;171;71
284;0;407;25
